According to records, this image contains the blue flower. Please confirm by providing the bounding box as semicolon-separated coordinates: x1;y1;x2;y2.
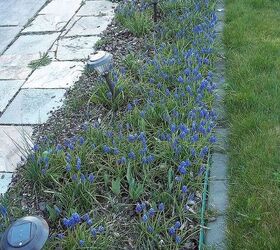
56;144;63;152
72;174;78;181
91;227;97;237
182;185;188;193
82;213;90;221
174;221;181;229
87;219;93;226
209;135;216;143
175;235;181;244
88;173;95;184
169;226;176;235
0;204;8;218
158;203;165;212
147;225;154;233
80;173;86;183
76;157;81;171
177;76;184;83
72;212;81;223
79;240;85;247
148;208;156;218
79;137;85;145
142;214;148;223
103;145;111;154
65;164;71;172
56;233;65;239
128;151;136;160
170;124;177;133
135;203;142;213
98;225;105;233
54;205;61;215
117;156;126;165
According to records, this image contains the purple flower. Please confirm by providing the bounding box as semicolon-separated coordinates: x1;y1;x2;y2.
182;185;188;193
88;173;95;184
87;219;93;226
148;208;156;218
98;225;105;233
158;203;165;212
82;213;90;221
135;203;142;213
174;221;181;229
175;235;181;244
169;226;176;235
128;151;136;159
147;225;154;233
142;214;148;223
91;227;97;237
79;240;85;247
80;173;86;183
56;233;65;239
103;145;111;153
76;157;81;171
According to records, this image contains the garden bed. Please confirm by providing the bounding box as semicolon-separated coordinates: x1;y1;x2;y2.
0;0;219;249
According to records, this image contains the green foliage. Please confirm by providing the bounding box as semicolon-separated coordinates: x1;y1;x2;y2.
225;0;280;248
28;53;51;69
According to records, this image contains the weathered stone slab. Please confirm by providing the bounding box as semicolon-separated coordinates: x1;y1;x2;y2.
213;128;229;153
22;14;68;33
0;0;46;26
0;126;33;172
208;180;228;214
77;0;116;17
0;26;21;54
39;0;82;16
4;33;60;59
65;16;112;37
211;153;229;181
23;0;83;33
0;173;13;194
0;80;23;112
0;54;36;80
56;36;100;60
23;61;84;88
205;215;227;249
0;89;66;124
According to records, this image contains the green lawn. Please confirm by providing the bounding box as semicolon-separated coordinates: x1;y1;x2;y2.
224;0;280;249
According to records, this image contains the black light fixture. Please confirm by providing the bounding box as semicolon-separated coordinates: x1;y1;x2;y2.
87;51;117;99
0;216;49;250
152;0;158;23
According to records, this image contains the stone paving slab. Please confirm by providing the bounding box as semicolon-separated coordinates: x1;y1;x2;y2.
211;153;229;181
0;0;46;26
205;215;227;249
0;54;37;80
208;179;228;214
23;61;84;88
0;80;23;112
0;89;66;124
0;26;21;54
39;0;82;16
77;0;116;17
23;0;83;33
4;33;60;59
22;14;69;33
0;173;13;194
0;126;33;172
213;128;229;153
56;36;100;60
65;16;112;37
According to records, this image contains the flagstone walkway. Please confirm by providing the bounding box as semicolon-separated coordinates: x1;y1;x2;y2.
0;0;116;193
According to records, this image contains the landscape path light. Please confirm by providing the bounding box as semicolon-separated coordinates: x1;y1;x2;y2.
87;51;118;100
152;0;158;22
0;216;49;250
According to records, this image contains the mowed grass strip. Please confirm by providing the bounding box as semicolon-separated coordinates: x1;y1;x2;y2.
224;0;280;249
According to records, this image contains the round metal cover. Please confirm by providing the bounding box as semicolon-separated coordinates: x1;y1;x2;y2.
0;216;49;250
